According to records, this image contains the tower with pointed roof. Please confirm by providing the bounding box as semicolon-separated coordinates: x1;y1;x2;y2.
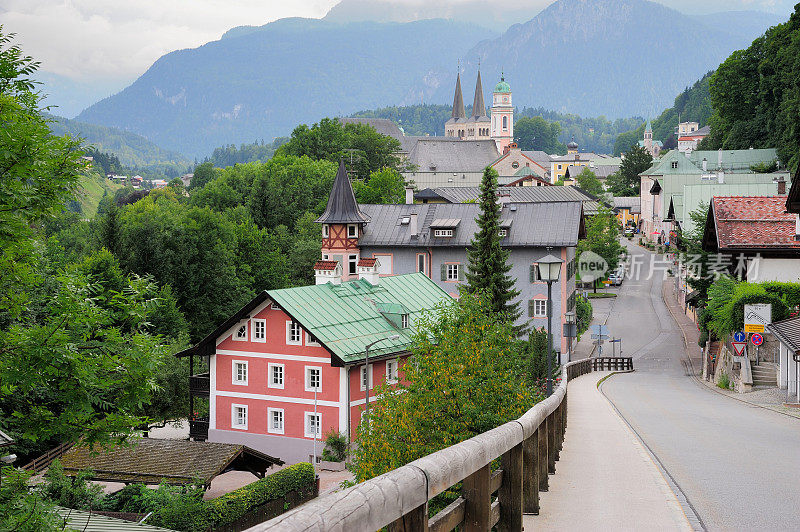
491;73;514;152
444;72;467;139
316;159;370;281
466;69;491;140
639;120;662;157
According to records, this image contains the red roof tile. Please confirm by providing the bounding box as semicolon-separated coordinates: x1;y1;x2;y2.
313;260;340;271
712;196;800;249
357;258;378;267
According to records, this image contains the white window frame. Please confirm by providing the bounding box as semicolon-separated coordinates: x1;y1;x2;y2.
305;366;322;392
231;404;248;430
534;299;548;318
416;253;427;275
446;263;460;281
322;224;329;238
286;320;302;345
252;319;266;343
232;322;248;342
268;363;284;389
304;411;322;438
386;359;398;384
499;229;508;237
360;364;373;391
306;332;320;346
348;254;358;275
401;314;409;328
270;302;281;310
267;407;284;435
434;228;453;237
347;224;358;238
232;360;248;386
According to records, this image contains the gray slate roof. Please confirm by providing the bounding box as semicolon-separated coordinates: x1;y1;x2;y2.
450;72;466;120
521;150;555;169
429;186;597;204
768;316;800;353
470;70;487;120
359;202;583;248
406;138;499;173
316;159;370;224
613;196;641;210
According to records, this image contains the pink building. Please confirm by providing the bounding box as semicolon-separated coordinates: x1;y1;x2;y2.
177;267;451;464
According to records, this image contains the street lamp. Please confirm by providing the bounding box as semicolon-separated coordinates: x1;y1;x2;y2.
538;253;563;396
564;311;576;363
363;334;401;425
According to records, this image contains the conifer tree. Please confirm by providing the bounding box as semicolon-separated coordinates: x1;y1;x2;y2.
465;166;521;326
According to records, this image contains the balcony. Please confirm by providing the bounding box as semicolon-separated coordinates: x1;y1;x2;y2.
189;418;209;441
189;373;210;396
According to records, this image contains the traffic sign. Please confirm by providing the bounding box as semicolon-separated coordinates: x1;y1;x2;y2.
751;333;763;346
733;331;746;343
731;342;747;356
745;324;765;333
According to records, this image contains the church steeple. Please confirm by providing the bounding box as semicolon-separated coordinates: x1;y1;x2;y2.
451;72;466;120
316;159;370;225
471;70;486;118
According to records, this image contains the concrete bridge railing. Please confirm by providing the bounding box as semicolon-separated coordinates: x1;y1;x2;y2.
248;358;595;532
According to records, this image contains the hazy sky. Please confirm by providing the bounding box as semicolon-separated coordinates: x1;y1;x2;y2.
3;0;794;84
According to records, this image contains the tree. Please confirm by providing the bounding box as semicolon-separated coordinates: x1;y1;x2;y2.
351;294;541;482
577;206;623;283
680;202;714;303
0;467;64;531
514;116;564;153
353;167;405;204
575;167;604;196
464;167;521;326
188;161;218;190
607;144;652;196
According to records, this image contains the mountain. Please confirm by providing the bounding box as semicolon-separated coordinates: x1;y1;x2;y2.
76;18;496;157
449;0;777;119
48;114;190;171
37;72;129;120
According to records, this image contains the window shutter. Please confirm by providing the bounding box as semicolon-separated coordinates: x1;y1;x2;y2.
530;264;539;283
528;300;534;318
458;265;465;281
440;264;447;281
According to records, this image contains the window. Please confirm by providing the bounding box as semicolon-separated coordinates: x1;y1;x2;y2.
443;263;461;282
268;363;284;389
347;224;358;238
360;365;372;391
401;314;409;328
530;263;540;282
270;302;281;310
434;229;453;237
305;366;322;392
233;323;247;341
233;361;248;385
499;229;508;237
386;359;398;383
232;404;248;429
252;319;266;342
502;116;508;130
557;164;562;170
528;299;547;318
305;412;321;438
671;161;678;169
417;253;427;275
348;254;358;275
287;321;302;345
306;332;320;346
268;408;284;434
322;224;329;238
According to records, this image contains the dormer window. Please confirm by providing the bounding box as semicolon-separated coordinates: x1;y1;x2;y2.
401;314;409;328
347;224;358;238
499;229;508;237
434;229;453;237
671;161;678;169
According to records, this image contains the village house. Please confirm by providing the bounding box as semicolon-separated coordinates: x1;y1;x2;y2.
489;143;551;183
318;160;586;359
677;125;710;155
176;269;451;465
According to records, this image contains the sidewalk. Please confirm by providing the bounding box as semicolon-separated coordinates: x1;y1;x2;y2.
525;372;692;531
661;279;703;374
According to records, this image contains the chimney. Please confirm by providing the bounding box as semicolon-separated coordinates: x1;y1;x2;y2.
405;187;414;205
357;258;380;285
717;148;723;170
717;171;725;184
409;213;418;237
702;158;707;172
778;176;787;195
796;215;800;241
314;260;342;285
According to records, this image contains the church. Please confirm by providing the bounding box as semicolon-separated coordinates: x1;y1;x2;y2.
444;70;514;153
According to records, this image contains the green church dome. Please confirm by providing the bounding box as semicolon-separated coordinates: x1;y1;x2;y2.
494;75;511;93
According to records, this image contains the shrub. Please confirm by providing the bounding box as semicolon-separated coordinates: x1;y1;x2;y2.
706;277;790;340
718;372;732;390
576;296;593;337
39;460;104;511
321;431;348;462
698;329;709;348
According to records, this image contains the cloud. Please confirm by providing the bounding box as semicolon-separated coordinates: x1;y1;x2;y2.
2;0;338;82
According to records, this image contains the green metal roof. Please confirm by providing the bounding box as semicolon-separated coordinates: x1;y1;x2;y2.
494;76;511;93
641;150;703;177
689;148;778;172
55;507;173;531
268;273;452;364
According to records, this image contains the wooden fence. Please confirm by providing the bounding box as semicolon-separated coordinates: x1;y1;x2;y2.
248;358;594;532
22;441;74;473
592;357;633;371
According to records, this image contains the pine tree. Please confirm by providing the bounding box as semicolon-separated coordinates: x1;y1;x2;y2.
465;166;521;327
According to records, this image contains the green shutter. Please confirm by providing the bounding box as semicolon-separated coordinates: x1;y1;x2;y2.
458;264;465;281
440;264;447;281
528;300;534;318
530;264;539;283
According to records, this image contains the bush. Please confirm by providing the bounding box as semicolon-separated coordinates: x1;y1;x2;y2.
576;296;593;337
39;460;105;511
321;431;348;462
718;372;732;390
698;329;709;348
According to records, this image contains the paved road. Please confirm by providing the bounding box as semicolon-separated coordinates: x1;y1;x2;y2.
602;240;800;531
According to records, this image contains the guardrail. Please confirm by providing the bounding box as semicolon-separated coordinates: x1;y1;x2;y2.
22;441;74;473
248;358;594;532
592;357;634;371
